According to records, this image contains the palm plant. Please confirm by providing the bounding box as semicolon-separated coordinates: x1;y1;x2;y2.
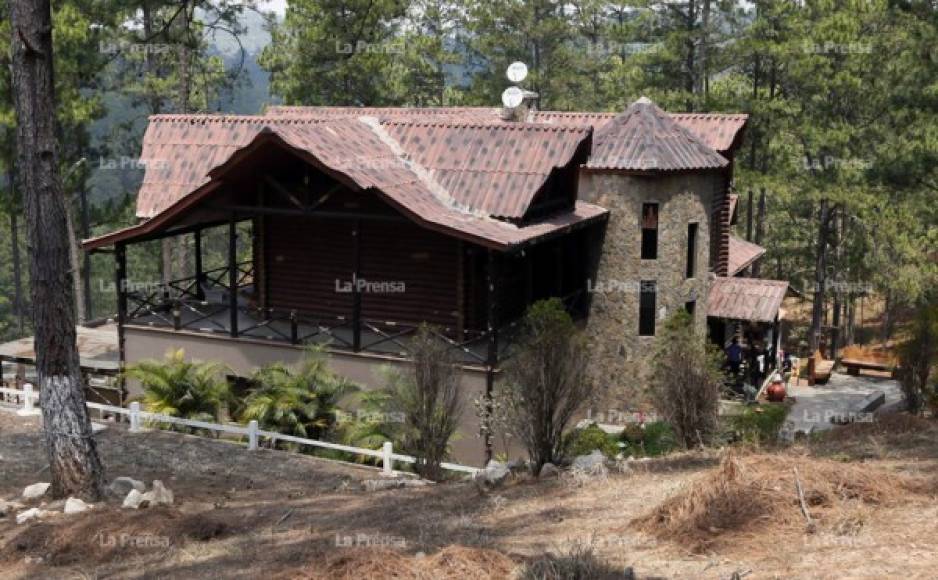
125;349;230;432
239;346;357;444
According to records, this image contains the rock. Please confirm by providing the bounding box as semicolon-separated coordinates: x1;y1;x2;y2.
122;489;147;509
140;480;174;507
21;483;50;501
109;477;146;497
506;459;528;473
0;500;24;518
63;497;92;515
538;462;560;478
571;450;607;473
16;508;46;525
362;478;430;492
473;460;511;489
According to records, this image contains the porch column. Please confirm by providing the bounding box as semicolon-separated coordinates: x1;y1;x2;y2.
193;228;204;300
228;217;239;338
352;219;362;352
115;243;127;363
484;249;500;464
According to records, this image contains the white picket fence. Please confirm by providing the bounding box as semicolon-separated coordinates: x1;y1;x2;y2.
0;385;479;476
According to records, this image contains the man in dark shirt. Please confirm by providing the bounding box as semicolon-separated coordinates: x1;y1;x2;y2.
726;337;743;377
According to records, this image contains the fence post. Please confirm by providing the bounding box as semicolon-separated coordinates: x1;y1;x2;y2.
129;402;141;432
248;420;259;450
382;441;393;475
17;383;40;416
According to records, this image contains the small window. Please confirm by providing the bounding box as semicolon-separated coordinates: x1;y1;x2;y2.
639;280;656;336
641;203;658;260
686;223;698;279
685;300;696;317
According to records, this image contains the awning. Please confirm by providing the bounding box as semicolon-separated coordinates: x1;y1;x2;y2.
707;277;789;323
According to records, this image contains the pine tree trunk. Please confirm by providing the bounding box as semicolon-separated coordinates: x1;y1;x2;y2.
10;0;105;499
809;201;830;354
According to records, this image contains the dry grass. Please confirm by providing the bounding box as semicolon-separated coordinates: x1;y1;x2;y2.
281;546;515;580
634;449;919;553
841;344;897;365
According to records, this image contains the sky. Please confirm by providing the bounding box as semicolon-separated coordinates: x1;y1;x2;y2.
257;0;287;17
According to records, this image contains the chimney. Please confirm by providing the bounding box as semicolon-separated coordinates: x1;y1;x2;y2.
502;89;539;122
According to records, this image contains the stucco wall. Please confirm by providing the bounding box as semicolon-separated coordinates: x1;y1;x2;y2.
123;326;508;467
578;170;721;409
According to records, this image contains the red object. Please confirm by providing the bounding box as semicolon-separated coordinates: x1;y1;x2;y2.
766;377;786;402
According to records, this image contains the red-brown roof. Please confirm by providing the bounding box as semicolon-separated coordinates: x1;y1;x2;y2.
727;235;767;276
586;97;729;172
707;277;788;323
86;118;607;251
264;106;748;154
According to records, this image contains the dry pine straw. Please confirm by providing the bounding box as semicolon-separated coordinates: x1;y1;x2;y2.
633;449;918;554
281;545;516;580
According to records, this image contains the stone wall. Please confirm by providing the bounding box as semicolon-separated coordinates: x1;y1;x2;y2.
578;170;723;410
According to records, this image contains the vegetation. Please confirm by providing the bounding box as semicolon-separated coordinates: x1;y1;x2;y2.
378;325;463;481
726;404;791;445
619;421;678;458
563;424;620;460
648;311;723;448
495;299;594;474
125;349;230;429
897;297;938;415
239;346;357;445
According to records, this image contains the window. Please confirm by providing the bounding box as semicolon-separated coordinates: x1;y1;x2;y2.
686;223;698;279
641;203;658;260
685;300;696;317
639;280;656;336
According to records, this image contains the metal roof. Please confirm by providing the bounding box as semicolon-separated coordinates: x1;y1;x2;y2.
727;235;767;276
707;277;789;323
86;117;608;251
585;97;729;172
265;106;748;153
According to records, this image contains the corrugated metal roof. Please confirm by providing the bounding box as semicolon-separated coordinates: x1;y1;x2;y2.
265;106;748;153
727;235;767;276
88;116;608;251
586;97;729;172
707;277;788;323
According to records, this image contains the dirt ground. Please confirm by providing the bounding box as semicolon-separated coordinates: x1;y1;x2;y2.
2;409;938;579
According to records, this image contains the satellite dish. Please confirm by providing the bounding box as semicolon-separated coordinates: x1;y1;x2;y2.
501;86;524;108
506;61;528;83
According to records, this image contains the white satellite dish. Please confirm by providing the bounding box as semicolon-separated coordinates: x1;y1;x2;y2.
506;61;528;83
501;86;524;108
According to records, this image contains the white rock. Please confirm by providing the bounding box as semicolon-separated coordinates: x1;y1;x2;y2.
571;450;607;472
63;497;92;515
122;489;147;509
109;477;146;497
16;507;45;524
474;460;511;489
141;480;174;507
363;478;430;491
22;482;50;500
539;462;560;478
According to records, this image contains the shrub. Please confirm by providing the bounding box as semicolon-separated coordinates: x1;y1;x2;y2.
726;403;790;444
125;349;229;432
648;311;723;448
563;424;619;460
381;324;463;481
239;346;357;445
619;421;678;457
495;299;594;475
897;299;938;415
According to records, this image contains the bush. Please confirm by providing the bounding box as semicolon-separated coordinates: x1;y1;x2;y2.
648;311;723;448
563;424;619;460
125;349;229;432
494;299;595;475
897;299;938;415
726;403;790;444
619;421;678;457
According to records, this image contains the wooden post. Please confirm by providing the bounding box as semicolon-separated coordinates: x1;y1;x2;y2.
484;250;499;465
115;243;127;364
193;228;204;300
351;219;362;352
228;217;239;338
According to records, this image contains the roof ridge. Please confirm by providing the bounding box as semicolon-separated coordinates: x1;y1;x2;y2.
379;118;591;132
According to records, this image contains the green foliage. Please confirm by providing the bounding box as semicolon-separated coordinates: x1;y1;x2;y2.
726;404;791;445
239;346;357;443
563;424;619;460
125;349;230;430
619;422;678;458
897;297;938;415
